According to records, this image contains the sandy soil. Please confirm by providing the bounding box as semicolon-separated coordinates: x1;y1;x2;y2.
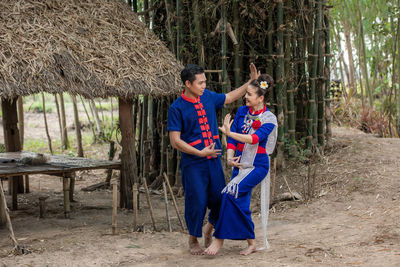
1;112;400;266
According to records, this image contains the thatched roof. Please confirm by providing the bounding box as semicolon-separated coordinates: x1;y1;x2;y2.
0;0;183;99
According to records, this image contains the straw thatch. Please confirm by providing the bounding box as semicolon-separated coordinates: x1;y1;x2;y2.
0;0;183;99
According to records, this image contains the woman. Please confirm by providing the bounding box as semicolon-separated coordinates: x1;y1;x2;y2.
205;74;277;256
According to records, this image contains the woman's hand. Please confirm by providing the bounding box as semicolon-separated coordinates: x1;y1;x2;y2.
249;63;260;81
218;114;233;136
228;156;242;169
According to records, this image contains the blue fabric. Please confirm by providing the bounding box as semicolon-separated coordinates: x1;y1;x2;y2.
181;158;226;237
214;166;268;240
167;89;226;168
228;106;275;167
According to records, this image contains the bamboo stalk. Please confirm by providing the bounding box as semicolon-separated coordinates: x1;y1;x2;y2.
163;172;184;230
163;181;172;232
112;182;117;235
142;177;156;231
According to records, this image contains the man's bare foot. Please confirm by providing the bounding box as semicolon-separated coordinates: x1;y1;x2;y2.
240;239;257;256
189;236;203;255
204;238;223;255
203;223;213;248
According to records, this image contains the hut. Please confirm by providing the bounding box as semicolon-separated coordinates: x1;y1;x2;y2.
0;0;182;225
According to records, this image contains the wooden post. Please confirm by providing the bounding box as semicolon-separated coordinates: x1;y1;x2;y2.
39;196;49;218
69;173;75;202
112;182;117;235
62;176;70;219
132;184;138;231
142;177;156;231
163;182;172;232
163;172;184;230
2;97;23;208
118;98;138;209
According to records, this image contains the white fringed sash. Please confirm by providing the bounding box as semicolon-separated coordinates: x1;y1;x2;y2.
222;110;278;250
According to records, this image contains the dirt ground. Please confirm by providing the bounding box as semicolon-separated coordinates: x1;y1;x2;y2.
1;111;400;266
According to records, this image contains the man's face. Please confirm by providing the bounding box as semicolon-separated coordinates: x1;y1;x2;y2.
185;73;207;97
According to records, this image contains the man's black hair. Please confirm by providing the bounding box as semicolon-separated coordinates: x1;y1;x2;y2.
180;64;204;85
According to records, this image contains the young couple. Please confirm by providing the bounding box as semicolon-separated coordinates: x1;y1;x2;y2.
167;64;277;256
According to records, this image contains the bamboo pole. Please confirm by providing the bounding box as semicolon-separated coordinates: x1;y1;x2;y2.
324;14;332;143
163;172;184;230
163;181;172;232
0;181;22;253
42;93;53;155
307;0;322;149
132;184;138;231
112;182;117;235
142;177;157;231
317;0;325;147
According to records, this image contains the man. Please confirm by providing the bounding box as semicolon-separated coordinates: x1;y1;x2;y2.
168;63;259;255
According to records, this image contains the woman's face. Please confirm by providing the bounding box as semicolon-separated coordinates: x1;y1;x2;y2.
245;85;264;109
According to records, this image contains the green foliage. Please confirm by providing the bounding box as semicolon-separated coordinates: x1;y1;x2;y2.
282;136;311;162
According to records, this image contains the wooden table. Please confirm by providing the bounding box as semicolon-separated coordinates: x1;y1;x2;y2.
0;152;121;218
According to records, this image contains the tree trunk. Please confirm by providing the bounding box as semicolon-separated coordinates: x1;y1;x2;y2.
54;94;64;147
59;93;69;149
17;96;24;148
356;0;373;107
42;93;53;155
342;17;356;98
1;98;23;207
89;99;103;140
71;95;83;157
119;98;138;209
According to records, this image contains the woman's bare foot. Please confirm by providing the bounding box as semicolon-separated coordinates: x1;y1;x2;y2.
240;239;257;256
204;238;224;255
202;222;213;248
189;236;203;255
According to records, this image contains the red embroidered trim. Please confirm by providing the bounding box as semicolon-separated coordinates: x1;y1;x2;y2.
213;135;219;139
249;105;266;115
189;139;201;146
181;92;199;103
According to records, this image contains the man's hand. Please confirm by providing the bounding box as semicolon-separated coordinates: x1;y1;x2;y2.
218;114;233;136
249;63;260;81
228;156;242;169
199;143;221;158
